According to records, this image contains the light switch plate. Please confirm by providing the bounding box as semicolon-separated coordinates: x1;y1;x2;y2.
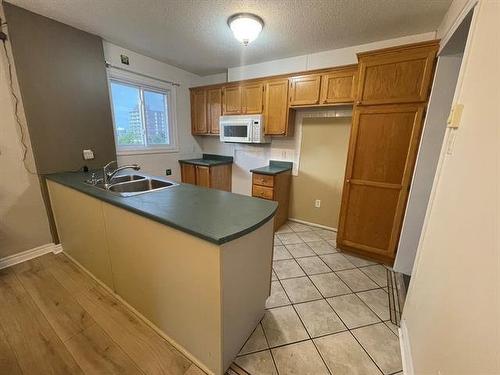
447;104;464;129
83;149;95;160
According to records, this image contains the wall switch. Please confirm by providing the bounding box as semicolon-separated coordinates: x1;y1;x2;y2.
447;104;464;129
165;169;172;176
315;199;321;208
82;149;95;160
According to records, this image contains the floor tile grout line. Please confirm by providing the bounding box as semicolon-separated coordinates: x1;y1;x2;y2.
288;240;387;375
274;248;390;322
357;265;388;288
275;269;334;375
349;327;389;375
277;225;401;373
235;322;264;357
291;256;346;375
273;225;398;373
238;317;395;353
258;313;281;375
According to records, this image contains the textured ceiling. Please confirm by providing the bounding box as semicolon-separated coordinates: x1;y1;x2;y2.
6;0;452;75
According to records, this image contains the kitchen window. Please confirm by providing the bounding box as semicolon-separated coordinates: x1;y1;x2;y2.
108;71;177;155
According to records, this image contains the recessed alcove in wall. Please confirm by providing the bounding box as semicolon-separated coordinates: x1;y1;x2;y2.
289;115;351;229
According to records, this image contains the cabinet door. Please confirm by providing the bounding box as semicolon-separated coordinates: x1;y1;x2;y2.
195;166;211;188
289;74;322;106
191;89;207;134
264;79;290;135
337;104;425;264
209;164;232;192
356;43;438;105
207;88;222;134
222;86;242;115
242;82;264;114
320;67;358;104
180;164;196;185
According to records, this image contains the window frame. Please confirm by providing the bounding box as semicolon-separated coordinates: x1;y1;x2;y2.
107;68;178;155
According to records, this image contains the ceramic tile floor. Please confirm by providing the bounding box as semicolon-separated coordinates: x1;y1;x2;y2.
232;222;402;375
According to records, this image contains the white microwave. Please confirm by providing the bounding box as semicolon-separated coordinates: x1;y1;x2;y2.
219;115;270;144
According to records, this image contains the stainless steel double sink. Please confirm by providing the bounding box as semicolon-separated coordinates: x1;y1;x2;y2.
86;174;177;197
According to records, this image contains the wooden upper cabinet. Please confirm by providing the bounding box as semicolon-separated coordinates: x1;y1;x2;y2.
289;74;322;106
356;41;439;105
207;87;222;134
242;82;264;114
264;79;291;136
320;66;358;105
191;89;207;134
222;86;242;114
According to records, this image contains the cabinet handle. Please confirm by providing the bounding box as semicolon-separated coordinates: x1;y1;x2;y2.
356;101;362;105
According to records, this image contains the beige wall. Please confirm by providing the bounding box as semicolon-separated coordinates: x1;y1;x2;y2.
402;1;500;374
0;6;52;258
289;117;351;229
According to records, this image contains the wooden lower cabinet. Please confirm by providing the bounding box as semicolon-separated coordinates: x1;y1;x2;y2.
180;163;196;185
252;171;291;230
195;165;211;188
180;163;232;192
338;104;426;264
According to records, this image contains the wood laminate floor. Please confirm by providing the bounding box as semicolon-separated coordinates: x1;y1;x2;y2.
0;222;401;375
0;252;206;375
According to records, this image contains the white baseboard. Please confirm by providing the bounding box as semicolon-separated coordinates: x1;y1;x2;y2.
399;319;414;375
0;242;63;270
288;217;337;232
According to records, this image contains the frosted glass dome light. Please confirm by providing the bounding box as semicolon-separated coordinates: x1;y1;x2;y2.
228;13;264;46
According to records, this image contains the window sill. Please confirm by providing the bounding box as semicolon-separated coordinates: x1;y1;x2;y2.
117;148;179;156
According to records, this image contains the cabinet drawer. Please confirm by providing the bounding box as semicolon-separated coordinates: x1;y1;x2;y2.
252;173;274;187
252;185;274;200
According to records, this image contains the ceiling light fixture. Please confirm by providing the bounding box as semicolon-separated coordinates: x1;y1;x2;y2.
228;13;264;46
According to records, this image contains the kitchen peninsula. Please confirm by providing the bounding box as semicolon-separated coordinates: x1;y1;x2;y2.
45;171;277;375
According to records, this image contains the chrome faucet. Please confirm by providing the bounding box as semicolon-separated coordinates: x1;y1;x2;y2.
103;161;141;187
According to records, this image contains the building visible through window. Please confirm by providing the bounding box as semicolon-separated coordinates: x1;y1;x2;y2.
109;78;175;153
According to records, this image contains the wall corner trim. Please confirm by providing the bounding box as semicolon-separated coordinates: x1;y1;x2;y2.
399;318;415;375
0;243;63;269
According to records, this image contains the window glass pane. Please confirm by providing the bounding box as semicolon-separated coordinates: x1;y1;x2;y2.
110;81;144;147
144;90;169;145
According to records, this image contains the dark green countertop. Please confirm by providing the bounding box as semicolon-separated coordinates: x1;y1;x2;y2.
250;161;293;176
45;171;277;245
179;153;233;166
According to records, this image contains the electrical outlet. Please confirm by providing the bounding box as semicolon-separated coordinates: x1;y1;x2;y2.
120;54;130;65
82;149;95;160
165;169;172;176
315;199;321;208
